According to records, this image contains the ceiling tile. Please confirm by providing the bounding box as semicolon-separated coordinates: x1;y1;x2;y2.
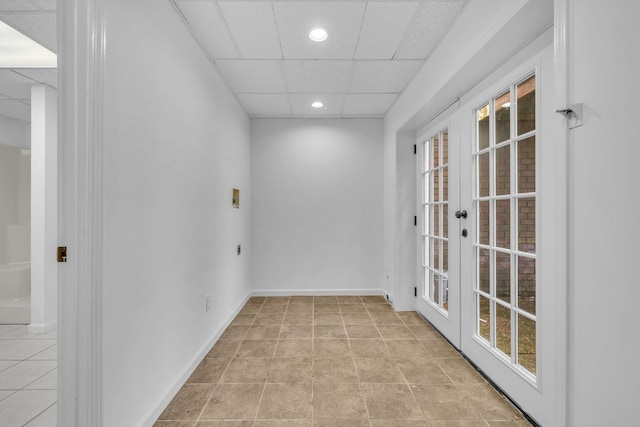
0;69;37;99
31;0;56;10
355;2;419;60
349;60;422;93
283;60;352;93
342;93;398;115
395;2;465;60
0;1;41;11
0;12;56;53
176;0;238;59
273;2;365;59
290;93;344;115
11;68;56;88
0;99;30;122
215;60;286;93
236;93;291;116
219;1;282;59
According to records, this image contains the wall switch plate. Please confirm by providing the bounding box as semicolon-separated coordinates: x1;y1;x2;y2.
205;294;211;312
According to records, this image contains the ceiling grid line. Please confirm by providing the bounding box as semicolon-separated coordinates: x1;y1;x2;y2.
390;1;423;60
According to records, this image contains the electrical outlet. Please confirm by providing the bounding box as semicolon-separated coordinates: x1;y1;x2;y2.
205;294;211;312
237;244;241;256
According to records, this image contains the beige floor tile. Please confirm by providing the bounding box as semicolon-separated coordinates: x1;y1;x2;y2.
231;314;256;326
263;296;291;304
313;383;367;419
341;312;374;325
337;296;363;304
314;296;339;304
339;304;367;313
385;339;432;359
429;422;489;427
220;325;249;340
422;339;460;358
313;357;358;383
411;384;481;421
154;421;196;427
290;296;314;303
196;422;253;427
285;313;314;325
409;324;443;340
275;339;314;357
370;313;404;325
314;339;351;358
257;383;313;419
260;304;288;313
236;339;277;358
187;358;230;384
240;304;263;315
313;420;369;426
395;358;453;385
486;421;532;426
220;358;269;383
349;339;390;358
253;312;286;325
287;304;314;315
255;421;312;427
345;325;380;339
458;383;523;421
249;297;267;304
397;312;427;325
377;325;415;339
268;357;312;383
158;384;215;421
365;303;394;313
369;421;429;427
437;359;485;384
207;340;240;358
354;358;404;383
314;312;344;325
361;296;387;304
200;383;264;420
361;383;424;419
315;304;341;314
315;325;347;339
280;324;313;339
245;325;281;339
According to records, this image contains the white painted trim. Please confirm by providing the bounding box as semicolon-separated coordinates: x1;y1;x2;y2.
552;0;569;425
136;292;252;427
58;0;106;426
251;289;389;297
28;320;57;334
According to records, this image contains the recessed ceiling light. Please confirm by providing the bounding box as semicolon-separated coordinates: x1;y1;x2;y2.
309;28;328;42
0;21;56;68
311;101;324;109
501;102;511;108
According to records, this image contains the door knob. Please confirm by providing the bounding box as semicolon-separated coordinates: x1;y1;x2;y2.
455;210;468;219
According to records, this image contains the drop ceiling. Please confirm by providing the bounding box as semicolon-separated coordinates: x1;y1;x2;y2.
173;0;467;118
0;0;57;124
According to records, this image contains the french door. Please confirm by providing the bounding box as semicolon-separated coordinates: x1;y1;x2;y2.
417;46;564;426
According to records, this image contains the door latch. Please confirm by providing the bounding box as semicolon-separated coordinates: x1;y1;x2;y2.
57;246;67;263
455;210;468;219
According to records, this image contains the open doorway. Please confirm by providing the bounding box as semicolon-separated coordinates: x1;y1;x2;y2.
0;3;58;425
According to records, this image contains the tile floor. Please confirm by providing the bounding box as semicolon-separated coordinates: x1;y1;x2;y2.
0;325;57;427
155;296;532;427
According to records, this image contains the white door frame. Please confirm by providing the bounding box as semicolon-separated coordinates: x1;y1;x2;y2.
58;0;105;425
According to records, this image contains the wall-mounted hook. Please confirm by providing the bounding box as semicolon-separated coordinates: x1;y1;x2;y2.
555;103;583;129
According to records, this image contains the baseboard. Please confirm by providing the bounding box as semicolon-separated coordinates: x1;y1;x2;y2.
28;319;57;334
251;288;389;297
137;291;251;427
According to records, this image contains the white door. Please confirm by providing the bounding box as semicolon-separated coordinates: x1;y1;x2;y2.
418;46;565;426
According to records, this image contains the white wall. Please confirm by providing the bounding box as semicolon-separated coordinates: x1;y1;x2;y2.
101;0;250;425
251;119;384;294
0;144;30;265
0;115;29;150
567;1;640;425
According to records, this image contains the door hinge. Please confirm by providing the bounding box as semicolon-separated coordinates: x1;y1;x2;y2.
413;144;417;155
57;246;67;263
414;216;417;226
414;286;417;297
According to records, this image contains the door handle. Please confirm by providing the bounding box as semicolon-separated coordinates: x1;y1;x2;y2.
455;210;467;219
